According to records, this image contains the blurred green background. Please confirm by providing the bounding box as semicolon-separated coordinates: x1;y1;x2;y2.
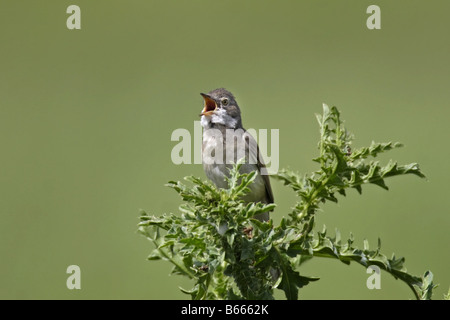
1;0;449;300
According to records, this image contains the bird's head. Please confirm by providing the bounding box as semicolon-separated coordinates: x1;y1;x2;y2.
200;88;242;129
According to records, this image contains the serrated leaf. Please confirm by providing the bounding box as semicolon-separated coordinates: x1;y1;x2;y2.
415;271;437;300
444;287;450;300
139;105;433;301
147;251;162;261
275;253;318;300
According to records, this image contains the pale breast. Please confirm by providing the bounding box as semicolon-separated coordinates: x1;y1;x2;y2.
202;128;267;201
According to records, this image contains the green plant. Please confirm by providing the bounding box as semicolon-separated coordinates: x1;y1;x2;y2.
138;104;441;300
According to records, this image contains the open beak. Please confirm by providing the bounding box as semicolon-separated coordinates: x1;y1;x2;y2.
200;93;217;116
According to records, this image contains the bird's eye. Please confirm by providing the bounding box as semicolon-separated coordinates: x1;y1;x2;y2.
222;98;229;106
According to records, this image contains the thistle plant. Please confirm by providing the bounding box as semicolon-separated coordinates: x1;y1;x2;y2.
138;104;444;300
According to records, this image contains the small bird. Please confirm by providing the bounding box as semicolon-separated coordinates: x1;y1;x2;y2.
200;88;274;221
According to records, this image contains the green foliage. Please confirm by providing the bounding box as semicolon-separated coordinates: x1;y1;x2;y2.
444;287;450;300
138;162;312;300
138;104;442;300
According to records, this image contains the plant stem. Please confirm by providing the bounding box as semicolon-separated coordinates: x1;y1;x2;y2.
306;248;422;300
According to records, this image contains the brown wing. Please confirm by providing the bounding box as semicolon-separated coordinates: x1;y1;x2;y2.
242;130;274;204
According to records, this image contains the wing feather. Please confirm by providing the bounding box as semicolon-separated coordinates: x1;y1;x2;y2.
242;130;274;204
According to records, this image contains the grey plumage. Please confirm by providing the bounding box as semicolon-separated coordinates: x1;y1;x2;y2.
200;88;274;221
